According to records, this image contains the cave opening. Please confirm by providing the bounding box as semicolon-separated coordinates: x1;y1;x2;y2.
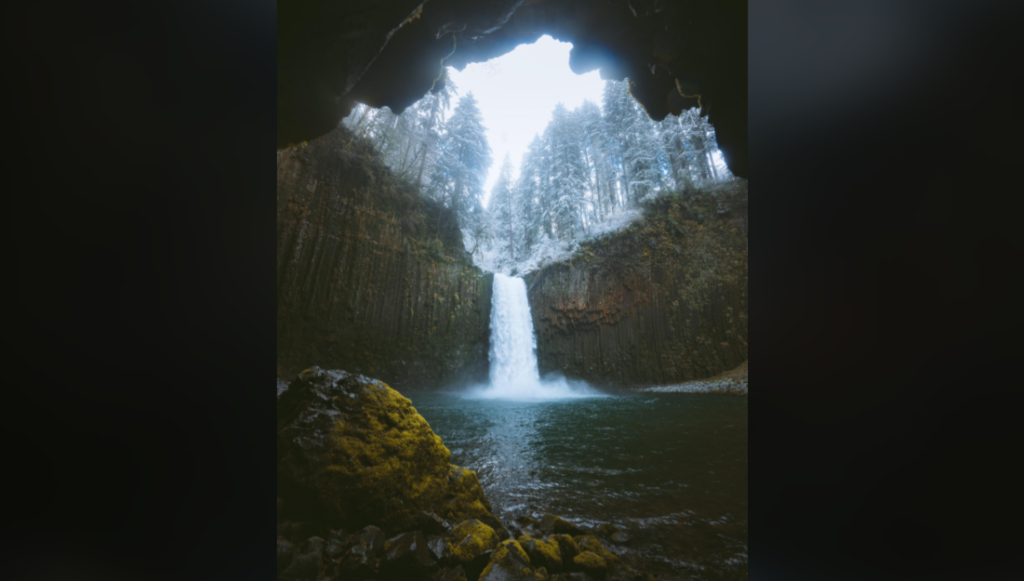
341;34;738;276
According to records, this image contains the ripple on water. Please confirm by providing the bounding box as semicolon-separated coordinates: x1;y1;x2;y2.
409;392;747;581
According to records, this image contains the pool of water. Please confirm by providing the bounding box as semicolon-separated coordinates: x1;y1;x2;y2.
406;391;748;581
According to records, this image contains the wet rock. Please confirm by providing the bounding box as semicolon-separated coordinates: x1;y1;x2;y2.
433;565;469;581
538;514;585;536
547;535;580;563
481;514;512;541
338;525;386;578
609;532;630;545
571;552;607;581
573;537;619;566
280;536;324;581
382;531;437;579
324;528;352;560
518;534;563;572
451;519;500;565
596;524;618;538
479;540;548;581
428;535;455;563
276;537;295;574
277;368;494;531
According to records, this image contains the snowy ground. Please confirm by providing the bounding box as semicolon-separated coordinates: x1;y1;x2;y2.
465;208;643;276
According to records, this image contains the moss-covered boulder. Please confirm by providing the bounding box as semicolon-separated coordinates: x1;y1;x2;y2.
573;536;618;565
451;519;501;565
518;534;563;571
571;551;607;580
538;514;586;536
479;539;549;581
547;534;580;563
277;367;494;532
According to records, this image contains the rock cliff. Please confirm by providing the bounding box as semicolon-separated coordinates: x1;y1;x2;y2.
526;183;748;386
277;125;491;388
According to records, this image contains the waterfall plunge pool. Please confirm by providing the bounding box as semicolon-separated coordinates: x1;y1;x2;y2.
407;391;748;581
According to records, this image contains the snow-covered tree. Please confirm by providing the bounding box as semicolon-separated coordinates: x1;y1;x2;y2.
428;92;493;224
490;154;517;261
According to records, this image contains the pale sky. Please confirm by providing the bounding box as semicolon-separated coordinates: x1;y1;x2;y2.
447;35;606;208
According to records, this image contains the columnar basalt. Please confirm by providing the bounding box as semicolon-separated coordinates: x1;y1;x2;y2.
277;125;492;388
526;184;748;386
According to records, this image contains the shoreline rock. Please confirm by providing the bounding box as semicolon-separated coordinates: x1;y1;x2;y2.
277;367;661;581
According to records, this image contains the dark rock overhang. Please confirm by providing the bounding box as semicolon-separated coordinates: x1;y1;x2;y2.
278;0;747;178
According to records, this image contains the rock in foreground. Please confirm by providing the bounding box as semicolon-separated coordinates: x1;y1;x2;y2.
277;367;494;532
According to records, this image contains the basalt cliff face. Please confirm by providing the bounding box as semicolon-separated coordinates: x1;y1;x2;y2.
277;125;491;389
526;184;748;386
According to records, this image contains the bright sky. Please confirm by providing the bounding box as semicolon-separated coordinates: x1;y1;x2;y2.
447;35;606;208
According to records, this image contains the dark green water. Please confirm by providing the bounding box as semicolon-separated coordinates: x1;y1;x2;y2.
407;391;748;581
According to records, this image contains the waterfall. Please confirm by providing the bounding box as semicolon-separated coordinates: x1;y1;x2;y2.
473;273;600;400
489;273;542;390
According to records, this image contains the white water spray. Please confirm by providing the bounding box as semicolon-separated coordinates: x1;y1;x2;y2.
472;273;601;400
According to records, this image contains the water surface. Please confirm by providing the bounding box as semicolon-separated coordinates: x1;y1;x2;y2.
407;391;748;581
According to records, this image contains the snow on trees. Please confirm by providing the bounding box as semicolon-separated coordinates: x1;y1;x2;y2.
345;74;733;275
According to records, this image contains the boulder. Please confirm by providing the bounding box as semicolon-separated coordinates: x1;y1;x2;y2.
571;552;607;581
451;519;500;565
573;537;618;565
382;531;437;579
277;367;494;531
428;535;455;563
547;535;580;563
518;534;563;571
280;536;324;581
337;525;385;578
479;539;549;581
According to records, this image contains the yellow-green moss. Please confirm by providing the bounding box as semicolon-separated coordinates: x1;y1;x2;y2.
451;519;499;563
492;539;530;564
518;534;562;570
285;373;494;532
547;534;579;562
573;551;607;572
575;535;619;564
444;465;493;522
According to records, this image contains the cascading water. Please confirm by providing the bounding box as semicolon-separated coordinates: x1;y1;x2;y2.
473;273;600;400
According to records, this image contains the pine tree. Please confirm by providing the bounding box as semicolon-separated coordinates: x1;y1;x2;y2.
428;92;493;225
545;103;589;241
490;154;517;261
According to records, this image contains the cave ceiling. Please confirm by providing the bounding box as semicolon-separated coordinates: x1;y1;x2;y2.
278;0;747;178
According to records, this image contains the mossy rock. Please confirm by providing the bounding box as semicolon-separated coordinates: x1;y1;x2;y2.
573;536;618;565
547;534;580;563
571;552;607;580
519;534;563;571
479;539;549;581
451;519;500;564
277;367;494;532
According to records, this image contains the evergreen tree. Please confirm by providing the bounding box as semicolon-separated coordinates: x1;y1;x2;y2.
490;154;517;261
545;103;589;241
428;92;493;224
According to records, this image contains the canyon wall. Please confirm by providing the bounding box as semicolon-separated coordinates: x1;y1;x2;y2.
526;185;748;386
277;126;491;389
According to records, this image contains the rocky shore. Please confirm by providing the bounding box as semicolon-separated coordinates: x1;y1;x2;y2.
278;367;659;580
